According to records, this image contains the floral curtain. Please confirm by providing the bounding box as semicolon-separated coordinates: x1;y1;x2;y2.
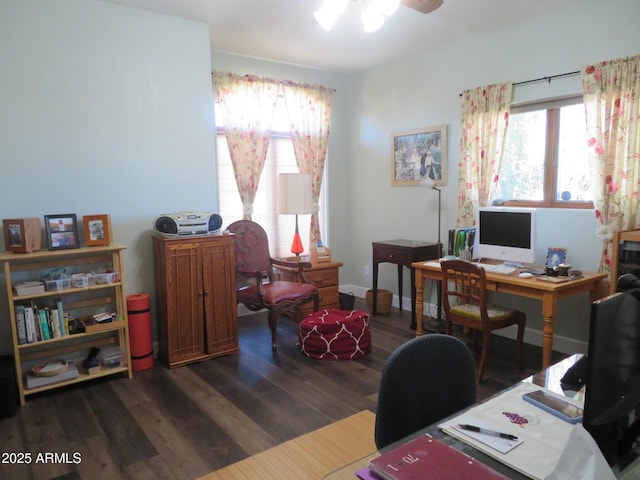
282;82;333;247
457;82;513;227
582;55;640;273
212;71;280;220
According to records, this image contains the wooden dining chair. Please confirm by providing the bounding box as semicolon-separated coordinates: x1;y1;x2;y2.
226;220;319;352
440;260;527;382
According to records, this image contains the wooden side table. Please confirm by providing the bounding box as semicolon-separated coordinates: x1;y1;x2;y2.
372;240;441;329
274;260;343;322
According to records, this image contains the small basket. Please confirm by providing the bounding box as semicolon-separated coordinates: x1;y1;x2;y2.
366;289;392;315
339;291;356;310
31;359;68;377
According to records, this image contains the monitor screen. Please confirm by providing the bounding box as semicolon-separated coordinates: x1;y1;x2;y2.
584;289;640;469
475;207;537;265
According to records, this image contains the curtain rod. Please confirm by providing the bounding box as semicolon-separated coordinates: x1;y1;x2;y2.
459;70;581;97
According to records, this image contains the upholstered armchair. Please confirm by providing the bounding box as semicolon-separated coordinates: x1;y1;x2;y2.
227;220;319;351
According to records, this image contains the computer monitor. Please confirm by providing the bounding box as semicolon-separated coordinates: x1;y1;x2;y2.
584;288;640;469
475;207;537;265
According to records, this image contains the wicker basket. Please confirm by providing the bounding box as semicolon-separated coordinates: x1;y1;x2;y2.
366;289;392;315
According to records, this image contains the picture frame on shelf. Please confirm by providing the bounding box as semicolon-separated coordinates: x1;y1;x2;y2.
83;214;112;247
2;218;42;253
392;125;447;187
546;247;567;267
44;214;80;250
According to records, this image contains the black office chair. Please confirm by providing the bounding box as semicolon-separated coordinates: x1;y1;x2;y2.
374;334;477;449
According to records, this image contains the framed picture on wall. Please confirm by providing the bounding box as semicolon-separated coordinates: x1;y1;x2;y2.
83;214;112;247
44;214;80;250
392;125;447;187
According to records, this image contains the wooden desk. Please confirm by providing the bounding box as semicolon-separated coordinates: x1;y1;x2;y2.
412;261;607;369
372;240;441;328
198;410;376;480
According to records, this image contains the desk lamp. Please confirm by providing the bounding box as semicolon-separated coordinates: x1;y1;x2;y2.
277;173;313;259
419;176;442;256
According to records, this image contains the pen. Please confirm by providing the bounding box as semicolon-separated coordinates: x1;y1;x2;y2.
457;424;519;440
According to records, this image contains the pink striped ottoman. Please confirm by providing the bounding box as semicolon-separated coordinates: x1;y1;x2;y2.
299;309;371;360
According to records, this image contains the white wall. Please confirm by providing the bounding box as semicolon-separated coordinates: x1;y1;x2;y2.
345;0;640;352
0;0;216;353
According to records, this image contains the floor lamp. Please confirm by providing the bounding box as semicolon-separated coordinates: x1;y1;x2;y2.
277;173;313;259
419;176;442;257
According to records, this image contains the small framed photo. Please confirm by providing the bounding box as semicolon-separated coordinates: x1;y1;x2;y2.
3;218;42;253
44;214;80;250
83;214;112;247
546;247;567;268
392;125;447;186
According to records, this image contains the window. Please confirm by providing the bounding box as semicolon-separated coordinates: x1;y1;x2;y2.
493;97;592;208
215;98;327;258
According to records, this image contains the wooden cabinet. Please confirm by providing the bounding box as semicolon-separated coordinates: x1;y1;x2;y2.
0;244;132;405
274;260;343;322
610;228;640;294
153;234;238;368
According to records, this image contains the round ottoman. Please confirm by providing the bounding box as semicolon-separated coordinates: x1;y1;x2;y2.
299;309;372;360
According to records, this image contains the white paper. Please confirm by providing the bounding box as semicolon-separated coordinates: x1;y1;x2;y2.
547;424;616;480
451;415;523;454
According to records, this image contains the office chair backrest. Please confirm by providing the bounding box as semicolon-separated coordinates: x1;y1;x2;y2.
374;334;476;449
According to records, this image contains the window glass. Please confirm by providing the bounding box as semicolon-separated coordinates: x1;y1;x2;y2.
557;104;591;202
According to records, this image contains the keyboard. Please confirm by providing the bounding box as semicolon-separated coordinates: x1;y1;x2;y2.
472;263;517;275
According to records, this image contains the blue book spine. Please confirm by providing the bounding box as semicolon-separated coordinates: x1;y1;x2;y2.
38;309;51;340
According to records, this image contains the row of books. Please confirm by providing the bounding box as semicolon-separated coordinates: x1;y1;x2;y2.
448;227;476;258
14;300;74;344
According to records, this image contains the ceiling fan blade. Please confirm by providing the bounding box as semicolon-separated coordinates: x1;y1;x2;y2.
401;0;444;14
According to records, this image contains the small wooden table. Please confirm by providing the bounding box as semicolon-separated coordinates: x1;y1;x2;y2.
413;260;607;369
372;240;441;328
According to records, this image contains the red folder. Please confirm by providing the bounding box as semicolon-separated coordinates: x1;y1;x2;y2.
368;434;509;480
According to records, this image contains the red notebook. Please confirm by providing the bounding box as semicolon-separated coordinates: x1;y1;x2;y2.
368;434;509;480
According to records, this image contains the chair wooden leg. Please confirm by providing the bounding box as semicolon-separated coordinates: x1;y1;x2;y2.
516;314;526;370
477;331;491;382
268;309;278;352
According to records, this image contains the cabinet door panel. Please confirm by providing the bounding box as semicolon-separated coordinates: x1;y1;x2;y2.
166;244;205;362
202;240;238;355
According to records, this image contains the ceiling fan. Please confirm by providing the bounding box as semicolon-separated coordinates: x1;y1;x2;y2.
402;0;443;14
315;0;443;33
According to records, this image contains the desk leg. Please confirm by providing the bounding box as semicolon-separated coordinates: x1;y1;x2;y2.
397;264;403;312
541;292;557;370
372;260;378;315
410;267;417;330
415;269;424;336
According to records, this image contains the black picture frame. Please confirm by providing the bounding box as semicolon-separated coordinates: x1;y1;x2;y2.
44;214;80;250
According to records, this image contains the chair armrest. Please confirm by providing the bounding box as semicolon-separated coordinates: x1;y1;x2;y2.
272;258;312;282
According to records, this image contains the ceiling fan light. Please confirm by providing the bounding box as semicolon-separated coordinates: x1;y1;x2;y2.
361;6;385;32
314;0;349;31
373;0;401;16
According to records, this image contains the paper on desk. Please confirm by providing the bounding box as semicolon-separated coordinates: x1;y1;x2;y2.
439;383;578;480
451;415;523;454
547;424;616;480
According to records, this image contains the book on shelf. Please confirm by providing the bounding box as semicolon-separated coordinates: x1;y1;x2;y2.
56;299;66;337
368;433;508;480
37;309;51;340
15;304;27;345
24;305;37;343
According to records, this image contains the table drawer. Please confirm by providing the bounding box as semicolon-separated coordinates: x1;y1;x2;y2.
374;246;409;264
303;268;339;287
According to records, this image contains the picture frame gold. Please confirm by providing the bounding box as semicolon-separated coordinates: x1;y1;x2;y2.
392;125;447;186
44;214;80;251
2;218;41;254
83;214;112;247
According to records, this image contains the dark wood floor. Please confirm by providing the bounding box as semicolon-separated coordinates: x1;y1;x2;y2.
0;299;565;480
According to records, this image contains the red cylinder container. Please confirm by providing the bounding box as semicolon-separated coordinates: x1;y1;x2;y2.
127;293;154;371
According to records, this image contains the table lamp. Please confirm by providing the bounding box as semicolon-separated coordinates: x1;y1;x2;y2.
277;173;313;259
419;176;442;255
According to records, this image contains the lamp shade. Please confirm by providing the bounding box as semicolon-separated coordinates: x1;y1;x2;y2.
277;173;313;215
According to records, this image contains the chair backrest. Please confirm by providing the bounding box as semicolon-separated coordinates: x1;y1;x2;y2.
226;220;275;285
441;259;490;324
374;334;476;449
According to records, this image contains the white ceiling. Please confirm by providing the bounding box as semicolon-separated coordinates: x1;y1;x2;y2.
100;0;578;72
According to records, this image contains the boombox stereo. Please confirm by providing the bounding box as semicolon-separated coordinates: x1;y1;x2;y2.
154;212;223;237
